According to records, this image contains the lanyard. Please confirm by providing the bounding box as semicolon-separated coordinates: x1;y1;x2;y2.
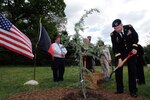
57;43;63;53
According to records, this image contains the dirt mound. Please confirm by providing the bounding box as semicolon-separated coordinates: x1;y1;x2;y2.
61;89;106;100
7;88;148;100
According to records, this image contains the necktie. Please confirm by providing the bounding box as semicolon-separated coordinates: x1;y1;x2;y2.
120;32;124;38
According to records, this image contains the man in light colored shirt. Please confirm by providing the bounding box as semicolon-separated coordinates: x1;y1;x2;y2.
51;36;67;82
99;41;111;81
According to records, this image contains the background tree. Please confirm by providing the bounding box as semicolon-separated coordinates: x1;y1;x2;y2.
143;33;150;65
59;31;78;66
144;45;150;65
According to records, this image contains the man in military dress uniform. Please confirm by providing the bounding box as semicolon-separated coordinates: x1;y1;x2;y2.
110;19;139;97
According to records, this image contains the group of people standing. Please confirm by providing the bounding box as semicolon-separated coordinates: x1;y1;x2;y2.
49;19;146;98
82;36;112;82
82;19;146;98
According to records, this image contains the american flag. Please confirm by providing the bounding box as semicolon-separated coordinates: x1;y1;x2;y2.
0;14;34;59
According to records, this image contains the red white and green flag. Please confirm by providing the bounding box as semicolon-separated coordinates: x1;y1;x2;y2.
37;23;53;58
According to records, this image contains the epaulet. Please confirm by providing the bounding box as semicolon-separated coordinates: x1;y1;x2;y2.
128;24;132;27
124;24;132;27
110;32;113;36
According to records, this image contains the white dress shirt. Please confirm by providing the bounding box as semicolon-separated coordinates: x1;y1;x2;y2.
52;43;67;58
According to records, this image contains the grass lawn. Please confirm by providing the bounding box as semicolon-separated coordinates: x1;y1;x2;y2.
0;66;150;100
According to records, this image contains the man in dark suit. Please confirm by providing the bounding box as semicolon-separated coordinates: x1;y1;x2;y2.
87;36;95;72
136;44;146;85
110;19;139;97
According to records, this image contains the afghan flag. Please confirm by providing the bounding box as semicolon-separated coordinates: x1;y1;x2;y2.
0;14;34;59
37;23;53;58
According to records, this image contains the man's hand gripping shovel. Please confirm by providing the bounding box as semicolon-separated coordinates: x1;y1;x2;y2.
109;52;134;79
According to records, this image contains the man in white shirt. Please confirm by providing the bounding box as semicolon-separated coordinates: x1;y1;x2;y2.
51;36;67;82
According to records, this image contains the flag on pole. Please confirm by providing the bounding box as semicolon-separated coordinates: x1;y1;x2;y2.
0;14;34;59
37;23;53;58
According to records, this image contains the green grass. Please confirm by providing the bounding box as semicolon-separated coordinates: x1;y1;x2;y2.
0;66;80;100
0;66;150;100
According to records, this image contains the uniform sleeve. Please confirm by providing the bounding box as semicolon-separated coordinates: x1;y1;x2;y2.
110;33;121;59
129;25;139;50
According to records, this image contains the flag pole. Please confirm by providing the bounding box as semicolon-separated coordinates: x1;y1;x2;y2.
33;18;42;80
23;18;41;85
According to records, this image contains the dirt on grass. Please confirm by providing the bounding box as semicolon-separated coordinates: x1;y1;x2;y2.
7;87;148;100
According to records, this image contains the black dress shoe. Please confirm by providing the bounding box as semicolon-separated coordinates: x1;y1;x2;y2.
59;79;64;81
58;78;64;81
130;93;138;97
54;79;59;82
138;82;146;85
114;91;123;94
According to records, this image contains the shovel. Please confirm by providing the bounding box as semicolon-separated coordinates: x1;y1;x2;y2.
109;52;134;79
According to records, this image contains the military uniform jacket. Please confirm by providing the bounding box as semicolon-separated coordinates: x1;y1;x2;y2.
110;24;139;59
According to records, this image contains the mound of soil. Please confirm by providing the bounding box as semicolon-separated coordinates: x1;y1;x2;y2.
7;88;148;100
61;89;106;100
